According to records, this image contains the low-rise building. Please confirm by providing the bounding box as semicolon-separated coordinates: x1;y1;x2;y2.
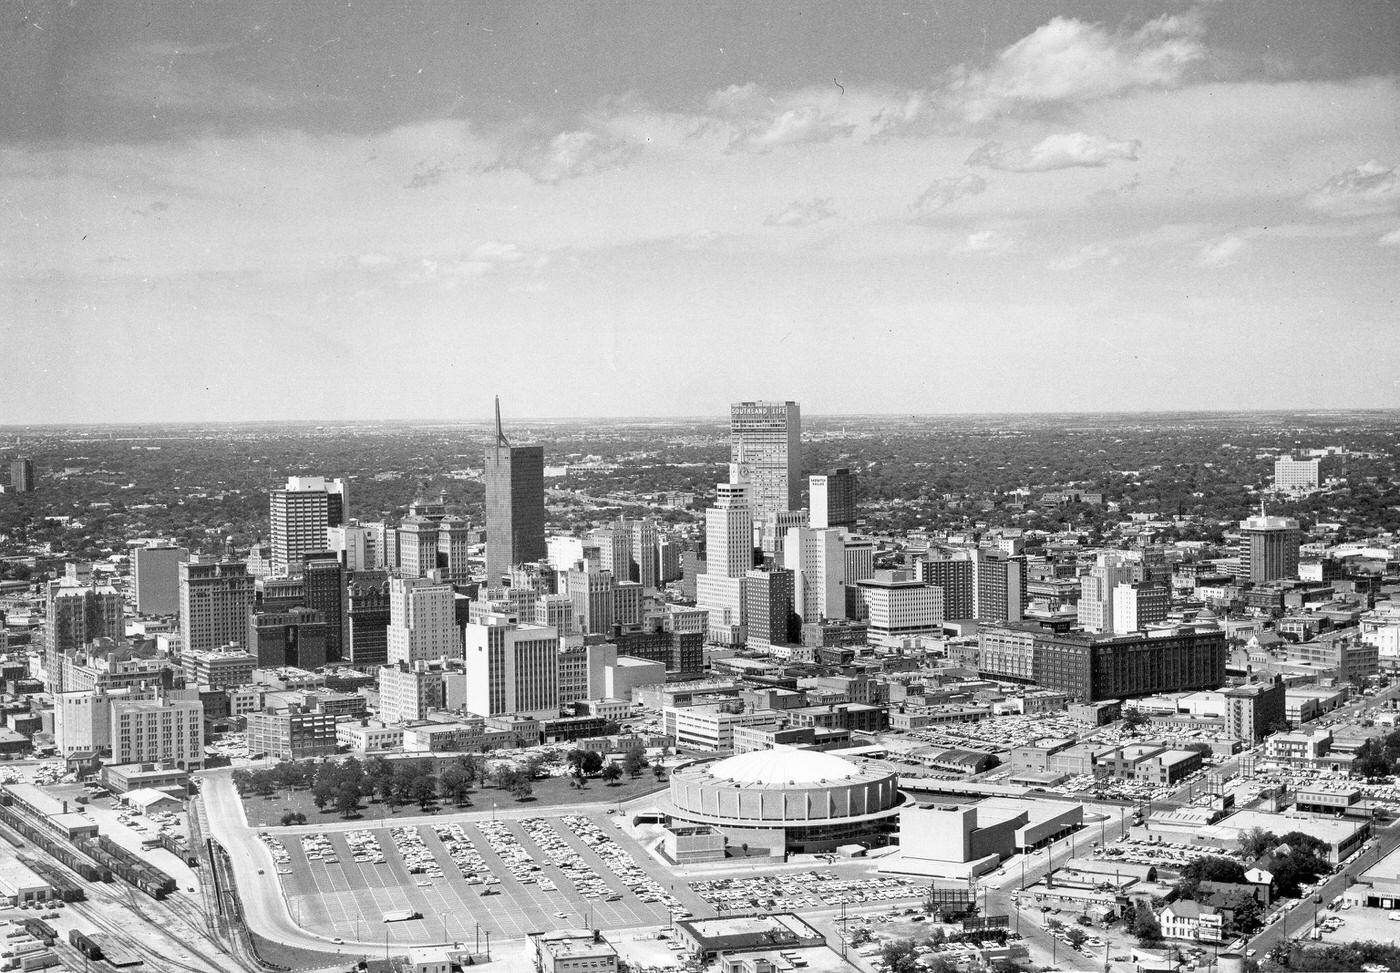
530;929;618;973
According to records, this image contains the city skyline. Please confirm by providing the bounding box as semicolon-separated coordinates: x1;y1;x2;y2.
4;1;1399;423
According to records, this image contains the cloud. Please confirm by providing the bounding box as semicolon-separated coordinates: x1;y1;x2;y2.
84;42;289;115
946;13;1205;121
728;106;856;153
499;129;640;184
1304;161;1399;217
969;132;1141;172
129;200;170;217
405;162;451;189
1380;228;1400;247
763;197;837;228
910;175;987;219
1048;243;1121;270
1195;234;1247;268
954;229;1017;256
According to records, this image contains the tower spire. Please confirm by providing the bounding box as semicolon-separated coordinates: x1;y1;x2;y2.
494;395;510;447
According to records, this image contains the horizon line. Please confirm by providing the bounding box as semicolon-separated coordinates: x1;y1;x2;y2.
2;405;1400;430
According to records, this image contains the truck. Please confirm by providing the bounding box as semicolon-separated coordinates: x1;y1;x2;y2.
381;910;421;923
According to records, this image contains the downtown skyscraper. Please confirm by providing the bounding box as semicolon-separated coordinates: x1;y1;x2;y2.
729;401;801;520
484;398;546;584
268;475;347;577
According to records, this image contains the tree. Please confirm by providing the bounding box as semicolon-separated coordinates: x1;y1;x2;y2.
1132;906;1163;945
1239;827;1277;862
280;811;306;826
335;784;361;819
511;778;533;802
581;751;604;777
1066;927;1088;951
566;749;587;777
312;781;334;811
602;761;624;784
1176;855;1247;900
410;775;438;809
1122;709;1150;732
1230;895;1263;936
652;763;665;781
880;939;919;973
623;745;647;778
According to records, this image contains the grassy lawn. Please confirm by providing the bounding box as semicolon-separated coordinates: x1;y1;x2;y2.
250;930;357;968
242;773;668;828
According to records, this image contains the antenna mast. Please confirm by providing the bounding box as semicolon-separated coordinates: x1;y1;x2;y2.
494;395;510;447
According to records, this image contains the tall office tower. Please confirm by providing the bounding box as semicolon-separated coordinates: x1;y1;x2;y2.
463;614;560;719
809;468;856;529
629;519;659;589
589;525;633;583
974;548;1027;623
844;537;875;583
567;565;616;636
326;521;384;572
534;593;578;637
269;476;348;576
705;483;755;578
180;559;256;655
657;536;682;583
132;545;187;616
758;509;807;565
45;581;123;691
378;661;447;724
742;568;796;650
917;551;976;621
680;551;705;601
248;606;329;668
783;526;846;624
614;581;644;629
1274;456;1323;493
695;482;755;645
436;516;472;584
386;576;458;665
346;571;391;669
302;556;347;662
484;398;547;584
546;536;585;573
1238;512;1301;585
1111;581;1170;634
259;577;305;613
1077;553;1141;633
729;400;801;519
9;458;35;493
396;517;440;579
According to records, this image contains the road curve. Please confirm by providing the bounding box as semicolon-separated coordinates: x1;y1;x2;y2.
198;767;386;955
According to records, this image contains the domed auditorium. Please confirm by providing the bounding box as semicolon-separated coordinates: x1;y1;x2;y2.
662;746;906;855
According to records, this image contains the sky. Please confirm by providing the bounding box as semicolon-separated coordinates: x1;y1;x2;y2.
3;0;1399;423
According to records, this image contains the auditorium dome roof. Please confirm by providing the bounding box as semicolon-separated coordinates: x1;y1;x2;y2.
705;746;864;786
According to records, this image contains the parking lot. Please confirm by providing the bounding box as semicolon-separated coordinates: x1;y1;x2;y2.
272;811;711;944
690;871;926;914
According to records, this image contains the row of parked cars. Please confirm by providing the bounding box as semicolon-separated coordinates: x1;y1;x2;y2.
478;820;546;885
431;824;496;885
691;871;924;913
301;833;339;865
390;826;443;880
564;815;684;914
346;829;386;866
258;833;291;869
